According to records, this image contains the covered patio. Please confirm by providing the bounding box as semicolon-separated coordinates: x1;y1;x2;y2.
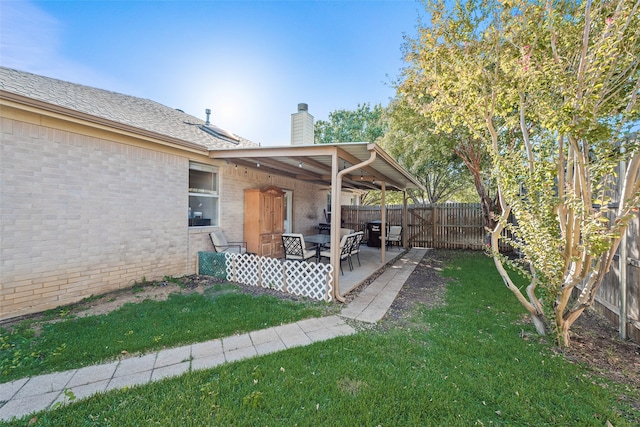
209;142;424;301
327;244;407;296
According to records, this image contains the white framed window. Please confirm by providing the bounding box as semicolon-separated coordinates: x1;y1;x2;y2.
188;162;219;227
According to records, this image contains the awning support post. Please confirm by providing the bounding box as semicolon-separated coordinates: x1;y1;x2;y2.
381;181;386;264
332;148;378;301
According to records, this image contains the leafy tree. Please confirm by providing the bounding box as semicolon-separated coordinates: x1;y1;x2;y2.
400;0;640;345
380;98;476;204
314;103;387;144
315;103;405;205
357;190;405;206
316;100;490;206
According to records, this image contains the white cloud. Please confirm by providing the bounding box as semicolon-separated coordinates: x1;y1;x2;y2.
0;1;61;71
0;1;133;95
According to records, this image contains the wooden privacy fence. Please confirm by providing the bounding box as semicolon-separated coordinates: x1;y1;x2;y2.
342;203;639;343
587;210;640;342
341;203;501;250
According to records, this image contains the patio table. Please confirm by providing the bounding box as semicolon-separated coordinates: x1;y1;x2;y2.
304;234;331;262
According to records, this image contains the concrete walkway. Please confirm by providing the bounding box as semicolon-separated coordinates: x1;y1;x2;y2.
0;248;427;422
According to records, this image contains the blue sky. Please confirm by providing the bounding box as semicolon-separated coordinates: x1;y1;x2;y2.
1;0;423;146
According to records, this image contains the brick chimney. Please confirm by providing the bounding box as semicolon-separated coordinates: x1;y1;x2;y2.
290;103;314;145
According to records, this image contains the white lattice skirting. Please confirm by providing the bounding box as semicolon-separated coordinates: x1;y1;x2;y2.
224;253;334;301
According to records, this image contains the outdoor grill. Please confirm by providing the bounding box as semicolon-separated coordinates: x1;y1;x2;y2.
317;223;331;234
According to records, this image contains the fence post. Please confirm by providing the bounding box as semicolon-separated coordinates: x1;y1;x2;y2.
402;192;408;248
325;270;331;302
433;205;438;248
282;262;288;293
231;254;237;282
619;157;628;340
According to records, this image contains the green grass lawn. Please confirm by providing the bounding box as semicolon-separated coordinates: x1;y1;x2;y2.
2;252;639;426
0;283;329;383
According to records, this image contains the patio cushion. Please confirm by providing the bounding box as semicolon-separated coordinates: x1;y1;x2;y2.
320;233;357;274
340;228;354;237
210;230;247;254
319;234;350;260
282;233;315;261
385;226;402;248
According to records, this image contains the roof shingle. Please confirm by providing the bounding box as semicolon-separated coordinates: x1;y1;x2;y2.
0;67;258;150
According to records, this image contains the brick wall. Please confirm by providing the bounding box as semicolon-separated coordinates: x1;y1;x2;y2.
1;116;191;320
220;163;327;234
185;164;329;273
1;114;329;320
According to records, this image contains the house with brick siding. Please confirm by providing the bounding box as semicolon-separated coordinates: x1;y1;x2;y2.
0;67;423;320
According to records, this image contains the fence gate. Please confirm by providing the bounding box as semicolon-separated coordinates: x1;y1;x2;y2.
342;203;497;250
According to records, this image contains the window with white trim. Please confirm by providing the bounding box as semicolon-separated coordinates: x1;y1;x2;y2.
188;162;219;227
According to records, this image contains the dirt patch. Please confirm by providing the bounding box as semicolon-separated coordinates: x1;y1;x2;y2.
0;275;312;331
561;310;640;393
387;250;450;316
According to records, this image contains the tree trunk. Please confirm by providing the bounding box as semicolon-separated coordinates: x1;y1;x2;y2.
454;140;499;235
532;314;548;336
490;219;547;335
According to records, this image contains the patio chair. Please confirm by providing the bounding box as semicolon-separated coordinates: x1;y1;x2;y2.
209;230;247;254
282;233;315;262
320;233;355;275
321;228;355;251
340;228;354;237
349;231;364;267
382;225;402;249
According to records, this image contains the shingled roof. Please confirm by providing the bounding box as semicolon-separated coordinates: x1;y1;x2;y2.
0;67;258;150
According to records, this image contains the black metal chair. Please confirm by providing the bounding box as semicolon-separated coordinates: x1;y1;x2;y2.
350;231;364;267
320;233;355;275
281;233;315;262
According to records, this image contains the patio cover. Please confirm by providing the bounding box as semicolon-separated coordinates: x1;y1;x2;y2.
208;142;425;301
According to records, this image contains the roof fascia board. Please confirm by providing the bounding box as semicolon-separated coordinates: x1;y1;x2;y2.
335;146;405;189
209;144;338;159
0;90;209;154
210;142;425;191
371;143;425;191
335;146;388;183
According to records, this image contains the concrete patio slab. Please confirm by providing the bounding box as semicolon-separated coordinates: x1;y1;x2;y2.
155;345;192;368
224;345;257;362
280;332;313;349
0;391;59;421
67;362;118;388
56;379;110;405
12;370;75;399
191;339;223;358
254;339;288;356
151;361;190;381
113;353;157;378
249;327;280;345
191;353;226;371
222;334;253;352
0;378;28;402
274;322;305;338
106;370;152;391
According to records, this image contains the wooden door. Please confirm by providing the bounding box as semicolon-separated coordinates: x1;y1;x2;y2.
273;194;284;233
260;192;272;234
